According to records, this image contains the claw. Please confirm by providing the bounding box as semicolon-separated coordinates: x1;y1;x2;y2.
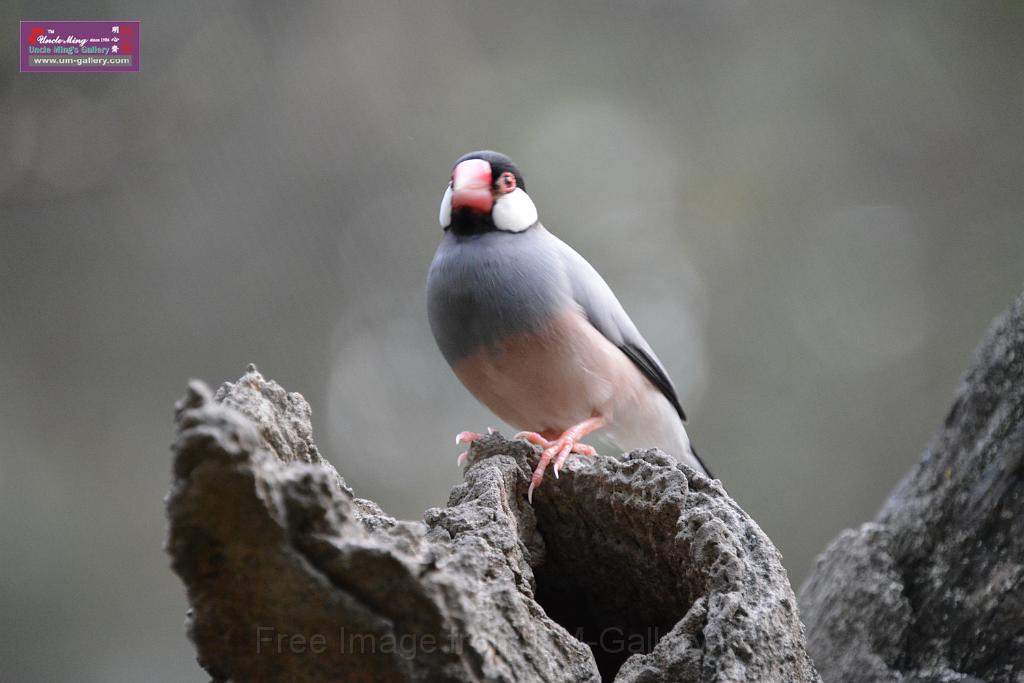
457;451;469;467
527;481;536;504
552;441;576;476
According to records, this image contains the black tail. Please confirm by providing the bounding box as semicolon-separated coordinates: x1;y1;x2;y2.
689;441;714;478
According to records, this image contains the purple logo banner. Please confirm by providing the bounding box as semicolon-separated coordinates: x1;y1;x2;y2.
20;20;139;72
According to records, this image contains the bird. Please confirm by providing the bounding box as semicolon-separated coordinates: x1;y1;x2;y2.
427;150;710;501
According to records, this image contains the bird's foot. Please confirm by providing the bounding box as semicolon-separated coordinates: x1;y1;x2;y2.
515;416;606;502
455;427;496;467
514;431;597;461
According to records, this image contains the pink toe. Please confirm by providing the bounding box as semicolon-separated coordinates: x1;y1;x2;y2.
573;443;597;457
515;431;552;448
552;442;574;472
456;430;482;445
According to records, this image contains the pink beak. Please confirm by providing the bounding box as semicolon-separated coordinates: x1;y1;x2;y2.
451;159;493;214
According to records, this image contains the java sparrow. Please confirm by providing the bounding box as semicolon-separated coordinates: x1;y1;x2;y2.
427;151;711;501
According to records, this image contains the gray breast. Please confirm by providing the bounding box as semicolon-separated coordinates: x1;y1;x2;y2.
427;226;570;364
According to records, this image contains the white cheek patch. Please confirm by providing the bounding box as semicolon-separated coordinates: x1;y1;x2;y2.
438;184;452;228
492;188;538;232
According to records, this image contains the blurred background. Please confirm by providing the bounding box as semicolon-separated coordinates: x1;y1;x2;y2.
2;1;1023;680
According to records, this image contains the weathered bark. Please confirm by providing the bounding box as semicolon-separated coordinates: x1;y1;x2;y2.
799;291;1024;683
167;365;819;682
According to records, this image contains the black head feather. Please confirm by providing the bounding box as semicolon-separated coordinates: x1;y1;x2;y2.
452;150;526;192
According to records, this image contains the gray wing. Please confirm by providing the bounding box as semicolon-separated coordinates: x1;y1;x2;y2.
549;230;688;422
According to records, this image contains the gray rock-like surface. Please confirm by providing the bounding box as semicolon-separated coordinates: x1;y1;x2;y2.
167;366;819;682
799;292;1024;683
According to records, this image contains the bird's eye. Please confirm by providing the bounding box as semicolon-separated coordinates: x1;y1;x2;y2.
497;172;517;193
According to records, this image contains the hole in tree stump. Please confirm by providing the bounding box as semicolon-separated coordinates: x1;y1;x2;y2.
530;475;701;681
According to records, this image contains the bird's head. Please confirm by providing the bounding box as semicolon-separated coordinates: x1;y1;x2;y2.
438;151;539;235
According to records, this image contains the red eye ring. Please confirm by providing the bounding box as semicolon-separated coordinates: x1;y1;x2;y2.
497;171;517;193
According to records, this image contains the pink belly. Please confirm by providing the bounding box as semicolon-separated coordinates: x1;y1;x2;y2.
452;308;632;433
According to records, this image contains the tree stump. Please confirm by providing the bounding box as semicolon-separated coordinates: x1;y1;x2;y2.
167;366;818;682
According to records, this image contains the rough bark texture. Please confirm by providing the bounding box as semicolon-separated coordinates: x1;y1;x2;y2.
799;291;1024;683
167;365;819;682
